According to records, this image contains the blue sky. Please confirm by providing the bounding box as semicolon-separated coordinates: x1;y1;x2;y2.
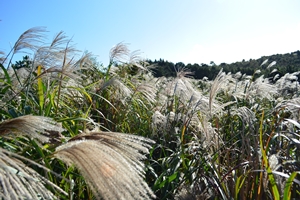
1;0;300;66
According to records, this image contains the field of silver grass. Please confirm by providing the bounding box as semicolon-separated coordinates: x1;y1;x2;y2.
0;27;300;199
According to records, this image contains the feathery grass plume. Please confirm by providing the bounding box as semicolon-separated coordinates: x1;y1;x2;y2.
0;148;64;200
158;68;202;105
40;53;93;93
173;78;200;103
0;115;64;143
109;42;130;64
275;97;300;121
275;72;300;97
128;50;148;72
271;68;278;74
254;69;261;75
151;110;167;135
6;67;30;92
141;67;156;82
260;59;269;66
33;31;70;68
245;75;278;103
273;73;280;82
12;27;47;53
108;78;133;102
0;115;67;199
131;80;157;104
227;73;252;100
73;52;94;72
129;50;142;63
33;31;83;81
109;48;149;81
94;75;133;108
267;61;276;69
210;71;242;103
3;27;47;67
208;69;227;116
232;106;256;128
197;113;217;148
175;67;194;79
151;110;184;136
153;70;219;142
54;131;156;200
105;42;130;80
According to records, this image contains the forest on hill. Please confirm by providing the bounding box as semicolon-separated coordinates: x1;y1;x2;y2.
148;50;300;80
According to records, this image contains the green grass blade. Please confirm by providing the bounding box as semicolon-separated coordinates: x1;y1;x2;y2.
37;65;44;112
235;174;247;200
259;111;280;200
0;63;12;85
283;171;300;200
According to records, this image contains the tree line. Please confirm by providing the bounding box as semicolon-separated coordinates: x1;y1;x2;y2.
148;50;300;80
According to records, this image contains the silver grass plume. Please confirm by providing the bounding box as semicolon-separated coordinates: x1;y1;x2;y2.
224;73;250;100
209;69;227;116
197;113;217;149
245;75;278;103
0;148;66;200
33;31;71;68
33;31;85;81
275;97;300;121
12;27;46;53
0;115;65;143
109;42;130;64
3;27;47;67
151;111;167;135
271;69;278;74
132;80;157;104
54;131;156;200
175;67;194;79
102;78;132;104
129;50;148;72
275;72;299;96
110;46;149;79
0;115;67;199
267;61;276;69
260;59;269;66
232;106;256;127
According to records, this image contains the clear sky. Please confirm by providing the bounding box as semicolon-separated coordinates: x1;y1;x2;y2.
1;0;300;66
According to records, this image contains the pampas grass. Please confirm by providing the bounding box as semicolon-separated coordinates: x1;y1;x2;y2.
0;148;63;200
0;115;64;143
54;131;155;200
0;115;156;199
2;26;300;199
0;115;67;199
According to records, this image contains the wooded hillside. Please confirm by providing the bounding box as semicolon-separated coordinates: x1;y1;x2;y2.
148;50;300;80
